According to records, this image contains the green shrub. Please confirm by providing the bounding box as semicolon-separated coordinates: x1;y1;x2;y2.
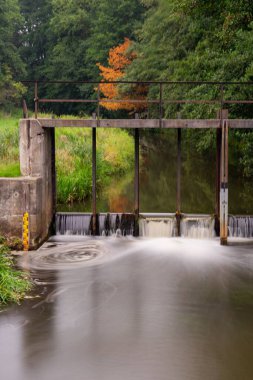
0;246;32;305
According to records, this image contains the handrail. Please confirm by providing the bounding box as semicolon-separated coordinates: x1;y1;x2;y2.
18;80;253;119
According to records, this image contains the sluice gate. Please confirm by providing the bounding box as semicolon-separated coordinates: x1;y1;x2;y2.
55;213;253;239
1;80;253;248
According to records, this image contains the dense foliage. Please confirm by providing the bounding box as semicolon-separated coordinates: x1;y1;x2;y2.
126;0;253;118
0;245;32;305
0;0;253;175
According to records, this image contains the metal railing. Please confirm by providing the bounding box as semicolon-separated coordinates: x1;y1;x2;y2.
20;80;253;119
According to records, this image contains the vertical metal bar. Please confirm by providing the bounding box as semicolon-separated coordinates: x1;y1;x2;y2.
134;128;140;236
216;109;228;237
34;81;38;118
159;83;163;128
176;128;181;213
51;127;56;217
93;85;99;235
92;127;97;235
97;84;100;127
220;84;224;112
215;110;222;236
215;125;222;236
22;99;28;119
220;118;229;245
176;128;181;236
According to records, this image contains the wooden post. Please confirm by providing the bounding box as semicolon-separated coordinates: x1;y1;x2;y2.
134;128;140;236
176;127;181;236
92;127;97;235
220;118;229;245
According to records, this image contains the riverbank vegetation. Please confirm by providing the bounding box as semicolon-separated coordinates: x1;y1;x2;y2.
0;243;32;305
0;111;134;203
56;123;134;203
1;0;253;179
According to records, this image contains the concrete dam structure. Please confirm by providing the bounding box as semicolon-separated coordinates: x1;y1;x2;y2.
0;80;253;248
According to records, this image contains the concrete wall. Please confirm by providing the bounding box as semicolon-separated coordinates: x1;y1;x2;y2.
0;119;55;248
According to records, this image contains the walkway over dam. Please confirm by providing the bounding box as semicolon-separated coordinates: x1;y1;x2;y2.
1;80;253;248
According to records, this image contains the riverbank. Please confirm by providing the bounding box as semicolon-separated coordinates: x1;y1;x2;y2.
0;243;32;306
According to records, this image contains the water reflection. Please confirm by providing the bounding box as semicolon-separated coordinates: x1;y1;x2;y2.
58;130;253;214
1;238;253;379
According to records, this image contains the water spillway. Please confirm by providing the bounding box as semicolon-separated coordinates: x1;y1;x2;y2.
56;213;91;235
228;215;253;238
181;215;216;239
55;212;253;239
55;212;135;236
139;214;177;237
56;212;218;239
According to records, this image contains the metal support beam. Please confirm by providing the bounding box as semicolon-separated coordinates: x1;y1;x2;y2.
220;119;229;245
215;110;228;237
34;81;38;119
176;128;181;236
215;127;222;236
134;129;140;236
51;127;56;217
92;127;97;235
22;99;29;119
159;83;163;128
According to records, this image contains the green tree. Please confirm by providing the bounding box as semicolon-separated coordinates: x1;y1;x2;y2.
19;0;53;79
124;0;253;174
0;0;26;109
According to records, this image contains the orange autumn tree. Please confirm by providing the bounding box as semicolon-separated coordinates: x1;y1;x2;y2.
97;38;146;112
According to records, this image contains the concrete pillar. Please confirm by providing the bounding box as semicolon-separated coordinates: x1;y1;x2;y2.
19;119;55;246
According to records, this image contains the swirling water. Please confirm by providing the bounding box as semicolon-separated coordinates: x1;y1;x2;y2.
1;237;253;380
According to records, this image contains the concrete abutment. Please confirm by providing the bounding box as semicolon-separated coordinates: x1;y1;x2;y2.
0;119;55;249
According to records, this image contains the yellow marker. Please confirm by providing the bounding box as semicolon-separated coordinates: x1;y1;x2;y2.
23;212;29;251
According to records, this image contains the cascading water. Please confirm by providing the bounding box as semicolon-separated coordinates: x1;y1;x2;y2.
100;213;135;236
56;212;218;239
181;215;215;239
55;212;135;236
140;214;177;237
56;213;92;235
228;215;253;238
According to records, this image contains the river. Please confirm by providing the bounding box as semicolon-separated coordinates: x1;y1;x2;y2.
0;237;253;380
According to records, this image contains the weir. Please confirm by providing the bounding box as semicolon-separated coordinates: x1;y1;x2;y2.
54;212;253;240
0;80;253;248
228;215;253;238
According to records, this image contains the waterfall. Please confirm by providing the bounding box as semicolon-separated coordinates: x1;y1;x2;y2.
228;216;253;238
55;213;135;236
55;212;220;239
181;215;215;239
140;215;177;237
99;213;135;236
56;213;92;235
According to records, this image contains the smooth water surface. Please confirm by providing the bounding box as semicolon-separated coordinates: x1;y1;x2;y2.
1;237;253;380
58;130;253;215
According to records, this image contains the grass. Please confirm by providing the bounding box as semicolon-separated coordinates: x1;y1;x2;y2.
0;163;20;177
0;110;21;177
0;245;32;305
56;125;134;203
0;110;134;203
